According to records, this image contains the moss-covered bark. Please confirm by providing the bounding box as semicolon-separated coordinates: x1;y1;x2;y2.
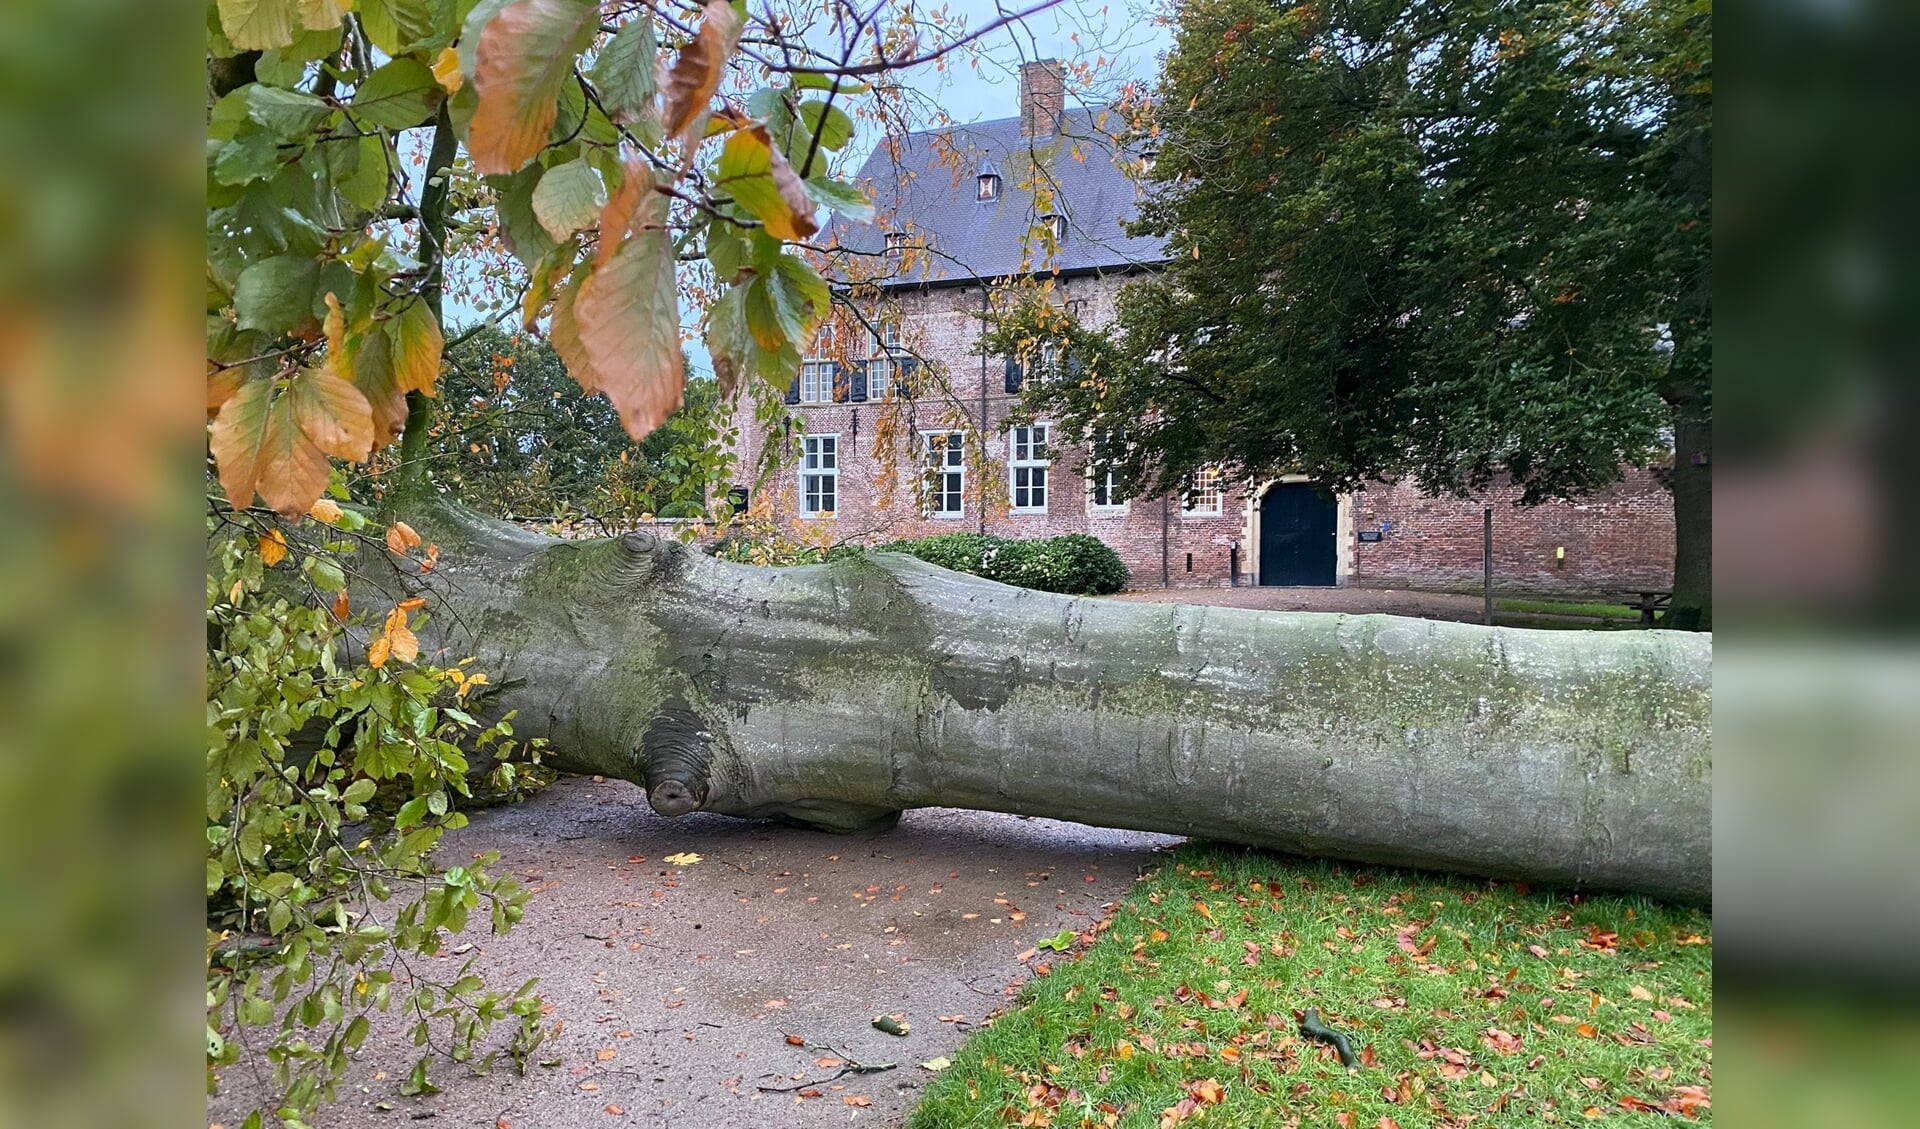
392;503;1712;903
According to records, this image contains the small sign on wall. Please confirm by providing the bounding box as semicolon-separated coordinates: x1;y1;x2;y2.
1357;530;1384;542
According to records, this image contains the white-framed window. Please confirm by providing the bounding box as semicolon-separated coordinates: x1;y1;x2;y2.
1009;424;1051;512
1028;343;1062;390
799;434;838;516
798;358;833;403
879;320;900;351
921;431;965;518
1183;465;1224;516
1087;428;1127;512
885;231;907;256
866;356;895;401
1039;213;1066;242
977;173;1000;201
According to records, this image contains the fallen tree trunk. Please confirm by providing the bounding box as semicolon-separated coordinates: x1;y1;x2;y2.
406;506;1711;903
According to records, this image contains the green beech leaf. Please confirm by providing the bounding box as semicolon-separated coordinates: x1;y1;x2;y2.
794;100;853;155
214;132;282;186
219;0;297;51
804;177;873;222
352;58;445;131
247;85;331;140
339;135;392;212
705;222;751;282
233;255;321;335
529;159;605;241
591;15;658;125
357;0;444;57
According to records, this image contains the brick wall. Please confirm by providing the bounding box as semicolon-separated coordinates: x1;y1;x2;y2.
725;273;1254;589
1347;470;1674;596
728;276;1672;597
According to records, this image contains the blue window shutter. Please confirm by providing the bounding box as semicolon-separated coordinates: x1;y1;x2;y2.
832;362;850;402
1004;355;1023;393
898;358;917;398
849;361;868;402
784;376;800;404
1067;354;1084;383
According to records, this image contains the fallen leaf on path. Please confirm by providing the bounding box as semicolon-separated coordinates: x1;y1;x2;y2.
663;852;702;866
784;1034;805;1046
843;1095;871;1107
919;1056;952;1071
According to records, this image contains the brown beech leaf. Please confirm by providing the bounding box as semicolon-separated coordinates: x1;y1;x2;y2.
661;0;741;141
575;161;685;440
468;0;602;174
208;367;248;418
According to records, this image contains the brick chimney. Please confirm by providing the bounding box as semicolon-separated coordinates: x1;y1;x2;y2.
1019;59;1065;138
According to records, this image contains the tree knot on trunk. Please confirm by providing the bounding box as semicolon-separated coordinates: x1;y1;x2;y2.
616;531;690;588
636;699;714;816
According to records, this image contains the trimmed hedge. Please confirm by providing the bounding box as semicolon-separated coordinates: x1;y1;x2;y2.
878;532;1127;595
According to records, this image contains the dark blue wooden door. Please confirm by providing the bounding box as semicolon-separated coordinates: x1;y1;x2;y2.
1259;483;1336;586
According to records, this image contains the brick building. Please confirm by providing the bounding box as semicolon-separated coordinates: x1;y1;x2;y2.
729;62;1674;596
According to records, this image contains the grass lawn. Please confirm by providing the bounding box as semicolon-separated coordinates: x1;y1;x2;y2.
910;844;1711;1128
1493;598;1642;621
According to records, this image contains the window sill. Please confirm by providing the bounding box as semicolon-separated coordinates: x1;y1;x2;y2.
1182;510;1224;519
1009;507;1050;515
1089;505;1129;515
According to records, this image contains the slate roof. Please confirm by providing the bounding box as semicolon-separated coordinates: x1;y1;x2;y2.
830;109;1167;286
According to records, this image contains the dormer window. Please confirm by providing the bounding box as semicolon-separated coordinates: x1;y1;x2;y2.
976;165;1001;201
1039;213;1066;242
885;231;907;256
1138;146;1158;174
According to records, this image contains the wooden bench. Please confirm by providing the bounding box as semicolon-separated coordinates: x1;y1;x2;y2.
1616;590;1672;626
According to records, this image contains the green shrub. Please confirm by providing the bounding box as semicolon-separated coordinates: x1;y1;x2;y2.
878;532;1127;595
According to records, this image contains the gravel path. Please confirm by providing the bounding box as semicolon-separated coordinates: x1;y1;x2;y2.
212;777;1179;1128
1109;585;1495;622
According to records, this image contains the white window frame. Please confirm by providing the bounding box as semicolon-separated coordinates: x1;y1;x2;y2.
1183;465;1224;517
799;434;838;517
977;173;1000;201
920;430;966;519
1086;428;1129;513
798;357;833;403
1008;423;1052;513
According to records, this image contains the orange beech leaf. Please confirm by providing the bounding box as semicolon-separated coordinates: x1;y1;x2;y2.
367;636;392;668
398;596;428;611
383;606;411;636
388;299;444;398
210;377;332;516
309;497;344;524
289;366;376;461
575;161;685;441
1187;1078;1225;1105
468;0;602;174
386;625;420;663
548;261;602;393
330;590;351;622
207;367;248;418
259;529;289;566
385;521;422;553
431;46;464;93
661;0;741;142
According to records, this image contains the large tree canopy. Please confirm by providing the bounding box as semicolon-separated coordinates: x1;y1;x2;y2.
1000;0;1711;626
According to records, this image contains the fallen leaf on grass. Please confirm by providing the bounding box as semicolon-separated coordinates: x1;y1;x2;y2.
1187;1078;1225;1105
1483;1027;1523;1054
